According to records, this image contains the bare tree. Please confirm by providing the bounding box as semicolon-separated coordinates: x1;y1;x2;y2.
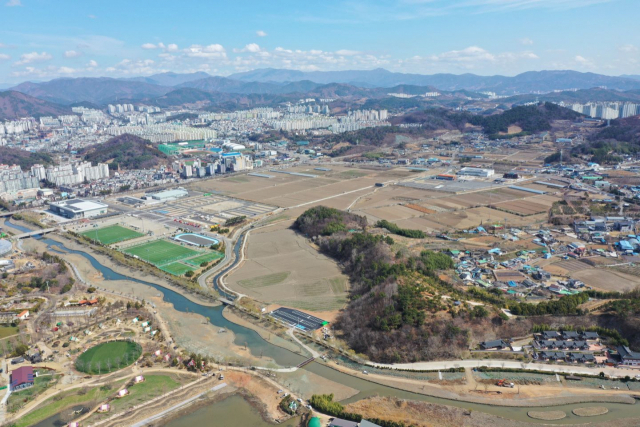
96;361;101;375
106;358;112;373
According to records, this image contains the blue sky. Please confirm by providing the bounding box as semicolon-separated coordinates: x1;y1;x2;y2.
0;0;638;83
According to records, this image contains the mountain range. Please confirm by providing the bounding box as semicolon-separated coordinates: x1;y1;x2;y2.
3;69;640;118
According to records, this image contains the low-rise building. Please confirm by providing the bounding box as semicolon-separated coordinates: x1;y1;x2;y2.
10;366;34;391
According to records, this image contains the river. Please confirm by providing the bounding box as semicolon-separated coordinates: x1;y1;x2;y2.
6;219;640;426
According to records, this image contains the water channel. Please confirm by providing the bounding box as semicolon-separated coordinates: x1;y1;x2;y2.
6;219;640;425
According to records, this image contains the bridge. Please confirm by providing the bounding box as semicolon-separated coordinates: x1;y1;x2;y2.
13;228;57;239
218;297;235;306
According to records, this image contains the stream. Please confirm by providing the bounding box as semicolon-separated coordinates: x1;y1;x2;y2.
6;219;640;425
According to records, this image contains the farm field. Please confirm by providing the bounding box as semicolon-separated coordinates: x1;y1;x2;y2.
124;240;199;266
571;268;640;292
81;225;144;245
227;221;349;312
75;341;142;375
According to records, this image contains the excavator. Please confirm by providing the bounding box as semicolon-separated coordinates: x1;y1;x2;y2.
496;379;515;388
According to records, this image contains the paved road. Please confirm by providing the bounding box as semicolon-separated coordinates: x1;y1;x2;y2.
367;359;640;379
131;382;228;427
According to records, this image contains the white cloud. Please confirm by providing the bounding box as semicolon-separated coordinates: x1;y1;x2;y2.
520;38;534;45
88;14;96;19
166;43;179;52
184;44;227;59
335;49;362;56
242;43;262;53
256;30;268;37
87;60;98;68
64;50;83;58
142;43;158;49
14;51;52;66
430;46;496;62
5;0;21;6
619;44;638;52
58;66;77;74
105;58;159;75
0;54;10;61
574;55;596;68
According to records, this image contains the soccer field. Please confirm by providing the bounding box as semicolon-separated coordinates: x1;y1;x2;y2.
124;240;199;266
184;252;224;266
81;225;144;245
160;262;196;276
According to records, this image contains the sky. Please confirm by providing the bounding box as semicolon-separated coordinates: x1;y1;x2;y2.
0;0;639;83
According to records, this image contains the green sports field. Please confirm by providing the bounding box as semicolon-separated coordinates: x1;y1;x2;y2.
124;240;199;266
184;252;224;266
81;225;144;245
160;262;196;276
76;341;142;375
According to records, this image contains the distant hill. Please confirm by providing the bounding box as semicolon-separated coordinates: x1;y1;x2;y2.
0;146;53;169
504;88;640;105
230;68;640;94
0;91;71;120
10;78;170;105
81;134;168;170
124;71;211;86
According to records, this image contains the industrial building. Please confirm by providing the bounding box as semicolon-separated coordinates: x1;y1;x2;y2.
49;199;108;219
150;188;188;201
457;167;495;178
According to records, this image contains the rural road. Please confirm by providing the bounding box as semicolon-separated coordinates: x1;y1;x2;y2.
366;359;640;379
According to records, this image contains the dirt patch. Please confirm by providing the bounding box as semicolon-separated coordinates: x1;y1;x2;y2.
527;410;566;420
573;406;609;417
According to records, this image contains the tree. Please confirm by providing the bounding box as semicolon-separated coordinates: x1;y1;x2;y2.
185;271;194;278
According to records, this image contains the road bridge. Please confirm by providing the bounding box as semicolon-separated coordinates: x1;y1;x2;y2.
12;228;57;239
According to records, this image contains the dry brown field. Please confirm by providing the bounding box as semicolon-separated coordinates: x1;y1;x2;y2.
227;221;349;312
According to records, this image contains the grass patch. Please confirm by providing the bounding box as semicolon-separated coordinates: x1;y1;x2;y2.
109;375;181;413
184;251;224;266
7;373;59;412
329;277;347;294
160;262;196;276
0;325;19;339
76;341;142;375
124;240;199;266
300;282;331;297
13;381;125;427
81;225;144;245
275;296;347;312
239;272;290;288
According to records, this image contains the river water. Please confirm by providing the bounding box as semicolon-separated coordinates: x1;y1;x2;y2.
6;220;640;426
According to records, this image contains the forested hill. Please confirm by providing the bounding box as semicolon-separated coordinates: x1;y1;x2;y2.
391;103;582;139
81;134;168;170
572;115;640;163
0;146;53;169
0;91;71;120
472;102;583;137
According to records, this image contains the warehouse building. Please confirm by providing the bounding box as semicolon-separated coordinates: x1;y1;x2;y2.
457;167;495;178
150;188;188;201
49;199;108;219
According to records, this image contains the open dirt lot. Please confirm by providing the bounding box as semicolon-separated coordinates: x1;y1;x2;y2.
228;221;349;312
570;268;640;292
189;165;386;208
349;180;559;231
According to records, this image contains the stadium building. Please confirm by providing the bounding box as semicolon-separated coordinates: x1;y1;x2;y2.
49;199;108;219
457;167;495;178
